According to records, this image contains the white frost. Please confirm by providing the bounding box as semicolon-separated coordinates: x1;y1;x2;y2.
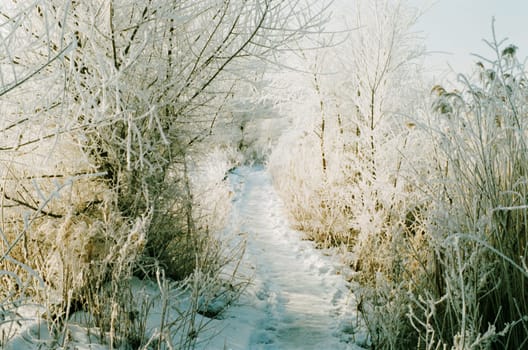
199;166;367;349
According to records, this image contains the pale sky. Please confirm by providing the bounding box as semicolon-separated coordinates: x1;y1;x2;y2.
411;0;528;78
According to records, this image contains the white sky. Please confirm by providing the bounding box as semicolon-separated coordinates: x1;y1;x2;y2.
410;0;528;78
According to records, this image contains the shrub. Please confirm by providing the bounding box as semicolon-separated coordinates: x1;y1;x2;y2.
361;30;528;349
0;0;331;347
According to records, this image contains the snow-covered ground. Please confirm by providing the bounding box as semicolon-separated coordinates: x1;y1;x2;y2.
199;165;367;349
1;165;367;349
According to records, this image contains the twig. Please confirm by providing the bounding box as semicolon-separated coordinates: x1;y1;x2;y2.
0;41;75;98
2;192;62;218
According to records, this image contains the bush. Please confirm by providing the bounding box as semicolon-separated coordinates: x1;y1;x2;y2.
0;0;330;347
359;32;528;349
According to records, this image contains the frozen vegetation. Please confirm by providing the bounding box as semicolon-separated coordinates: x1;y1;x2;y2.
2;0;528;349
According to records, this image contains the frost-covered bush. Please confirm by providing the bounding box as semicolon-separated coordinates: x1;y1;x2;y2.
358;30;528;349
269;66;354;245
0;0;331;347
270;0;424;247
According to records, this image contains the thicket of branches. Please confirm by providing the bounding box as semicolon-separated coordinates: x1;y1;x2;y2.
270;0;424;248
0;0;328;347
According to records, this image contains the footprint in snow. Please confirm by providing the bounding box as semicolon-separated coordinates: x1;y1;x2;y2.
197;166;367;350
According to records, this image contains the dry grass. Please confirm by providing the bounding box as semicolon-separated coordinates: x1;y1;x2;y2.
0;134;240;348
342;37;528;348
406;36;528;349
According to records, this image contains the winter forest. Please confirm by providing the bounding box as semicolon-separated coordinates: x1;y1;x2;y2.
1;0;527;349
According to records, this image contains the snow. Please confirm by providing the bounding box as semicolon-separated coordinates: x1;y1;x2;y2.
199;165;367;349
1;165;367;349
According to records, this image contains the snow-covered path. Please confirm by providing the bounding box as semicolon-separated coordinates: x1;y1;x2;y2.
201;166;366;350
